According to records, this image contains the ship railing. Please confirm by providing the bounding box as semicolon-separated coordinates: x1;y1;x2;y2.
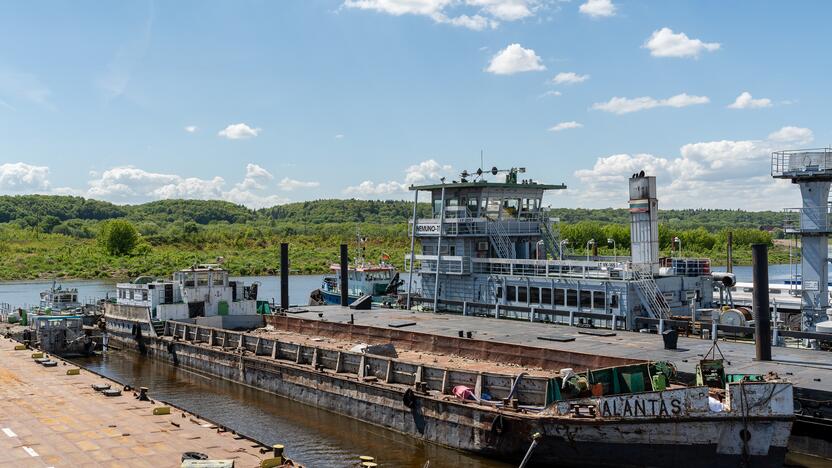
772;147;832;178
411;217;548;237
404;254;469;275
471;257;636;280
782;205;832;233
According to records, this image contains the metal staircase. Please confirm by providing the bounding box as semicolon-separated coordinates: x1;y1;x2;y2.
151;320;166;337
631;270;671;320
487;222;515;259
539;218;562;259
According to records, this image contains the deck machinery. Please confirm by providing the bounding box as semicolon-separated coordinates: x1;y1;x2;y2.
772;148;832;333
405;167;716;329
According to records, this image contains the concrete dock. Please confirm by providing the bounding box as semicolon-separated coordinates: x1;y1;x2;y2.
0;338;267;468
283;305;832;395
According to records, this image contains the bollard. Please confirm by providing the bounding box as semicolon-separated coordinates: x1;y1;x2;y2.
658;319;664;334
752;243;772;361
152;406;171;416
340;244;349;307
280;243;290;311
273;444;285;459
138;387;150;401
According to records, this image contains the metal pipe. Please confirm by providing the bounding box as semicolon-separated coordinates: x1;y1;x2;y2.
752;243;772;361
406;190;419;310
518;432;542;468
726;231;733;273
432;186;446;314
340;244;349;307
280;243;289;311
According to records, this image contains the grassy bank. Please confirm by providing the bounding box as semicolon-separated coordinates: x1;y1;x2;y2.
0;223;787;281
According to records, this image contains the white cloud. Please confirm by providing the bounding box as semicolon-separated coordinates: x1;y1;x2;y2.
549;121;583;132
579;0;616;18
344;159;454;198
727;91;772;109
571;126;813;209
643;28;720;58
335;134;345;139
404;159;454;184
218;123;261;140
551;72;589;84
342;0;550;30
344;180;408;197
0;162;50;193
278;177;320;191
184;125;198;133
485;43;546;75
768;126;814;145
592;93;709;114
539;90;562;98
81;163;296;208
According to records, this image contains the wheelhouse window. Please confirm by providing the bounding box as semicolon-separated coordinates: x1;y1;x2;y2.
502;199;520;218
507;286;516;301
467;197;479;217
517;286;528;303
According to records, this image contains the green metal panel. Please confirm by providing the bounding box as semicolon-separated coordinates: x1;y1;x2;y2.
218;301;229;316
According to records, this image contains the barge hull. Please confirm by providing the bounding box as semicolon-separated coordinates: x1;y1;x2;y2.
106;325;791;467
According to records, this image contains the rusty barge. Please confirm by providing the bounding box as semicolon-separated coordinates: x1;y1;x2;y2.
104;313;794;468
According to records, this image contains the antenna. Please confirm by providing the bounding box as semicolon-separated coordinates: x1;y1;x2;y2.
480;149;483;172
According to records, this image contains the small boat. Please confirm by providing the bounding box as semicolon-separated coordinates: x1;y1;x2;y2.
26;315;97;356
39;281;81;312
317;262;401;306
311;232;403;306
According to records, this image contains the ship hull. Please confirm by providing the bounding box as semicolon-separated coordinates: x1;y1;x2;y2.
104;324;793;468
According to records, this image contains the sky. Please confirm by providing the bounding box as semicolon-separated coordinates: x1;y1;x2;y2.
1;0;830;211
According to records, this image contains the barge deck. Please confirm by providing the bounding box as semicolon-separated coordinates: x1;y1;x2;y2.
0;337;268;467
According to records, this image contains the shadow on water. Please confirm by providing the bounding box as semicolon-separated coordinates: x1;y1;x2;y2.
70;351;509;468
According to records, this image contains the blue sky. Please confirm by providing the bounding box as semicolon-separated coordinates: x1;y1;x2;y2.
0;0;829;210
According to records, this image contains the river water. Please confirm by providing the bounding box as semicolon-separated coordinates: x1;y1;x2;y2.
0;266;814;467
70;352;505;468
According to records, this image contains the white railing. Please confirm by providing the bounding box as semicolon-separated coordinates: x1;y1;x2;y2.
487;220;515;259
404;254;468;275
772;148;832;178
471;257;635;281
631;269;671;320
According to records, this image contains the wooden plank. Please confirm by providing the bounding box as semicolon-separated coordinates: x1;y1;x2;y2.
537;335;576;343
388;321;416;328
578;330;617;337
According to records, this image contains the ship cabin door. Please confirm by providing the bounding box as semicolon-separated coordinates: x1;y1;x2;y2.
188;301;205;318
164;284;173;304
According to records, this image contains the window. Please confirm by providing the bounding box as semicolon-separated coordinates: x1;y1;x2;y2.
530;287;540;304
567;289;578;307
433;199;444;217
449;246;456;256
542;288;552;305
517;286;528;302
580;290;591;308
593;291;606;310
142;291;149;301
502;199;520;218
197;273;209;286
507;286;516;301
486;198;501;218
467;197;479;216
496;286;502;299
555;289;565;306
610;294;619;308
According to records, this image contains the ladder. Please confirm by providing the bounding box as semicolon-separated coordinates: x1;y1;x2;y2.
539;219;562;259
631;269;671;320
487;222;515;259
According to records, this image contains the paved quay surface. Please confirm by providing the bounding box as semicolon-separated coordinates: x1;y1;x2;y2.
290;305;832;394
0;338;266;468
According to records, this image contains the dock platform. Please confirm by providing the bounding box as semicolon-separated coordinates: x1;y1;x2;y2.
284;305;832;396
0;338;267;468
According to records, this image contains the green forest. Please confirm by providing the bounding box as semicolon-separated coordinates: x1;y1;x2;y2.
0;195;789;280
